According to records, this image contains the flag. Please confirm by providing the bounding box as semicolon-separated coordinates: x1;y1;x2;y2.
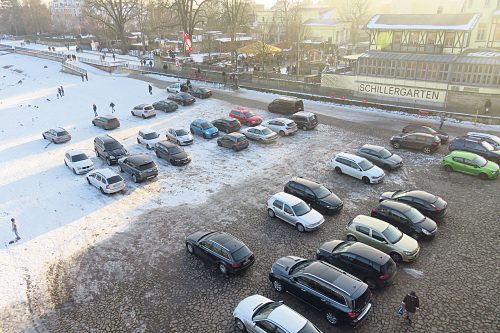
183;32;192;52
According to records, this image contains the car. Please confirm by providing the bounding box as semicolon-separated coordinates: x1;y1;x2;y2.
267;97;304;114
267;192;325;232
233;295;323;333
86;168;125;194
466;132;500;149
331;152;385;184
131;104;156;118
315;240;397;289
390;132;440;154
356;144;403;170
229;107;262;126
379;190;448;219
42;127;71;144
188;86;212;98
217;133;249;151
92;115;120;130
94;135;128;165
167;92;195;106
262;118;298;136
152;99;178;112
185;231;255;274
346;215;420;262
64;150;94;175
166;128;194;145
137;129;160;149
118;154;158;183
154;141;192;165
240;125;278;143
442;150;499;180
448;137;500;163
211;118;241;133
289;111;318;130
269;256;372;327
166;83;182;93
371;200;438;240
284;177;343;215
190;119;219;139
402;124;449;143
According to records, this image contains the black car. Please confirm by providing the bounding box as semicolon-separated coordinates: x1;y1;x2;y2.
356;144;403;170
379;190;448;219
185;231;255;274
390;133;440;154
168;92;196;106
316;240;397;289
217;133;249;151
268;97;304;114
402;124;449;143
371;200;438;240
448;137;500;163
118;154;158;183
188;86;212;98
152;99;178;112
289;111;318;130
284;177;343;215
94;135;128;165
154;140;191;166
269;257;372;327
212;118;241;133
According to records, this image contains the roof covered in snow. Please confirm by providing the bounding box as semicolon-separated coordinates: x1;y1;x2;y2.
360;50;500;66
365;13;481;31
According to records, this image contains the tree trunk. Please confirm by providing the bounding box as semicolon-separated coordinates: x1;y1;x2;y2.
118;24;128;54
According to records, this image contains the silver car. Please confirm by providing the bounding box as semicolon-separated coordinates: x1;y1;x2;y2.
42;127;71;143
86;168;125;194
356;144;403;170
262;118;298;136
166;128;194;146
240;125;278;143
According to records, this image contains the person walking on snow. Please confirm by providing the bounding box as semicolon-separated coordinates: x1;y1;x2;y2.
85;73;88;81
57;87;62;98
402;291;420;325
60;86;64;97
11;218;20;240
109;102;115;113
112;53;116;61
93;104;98;117
439;113;446;129
81;74;84;82
148;84;153;95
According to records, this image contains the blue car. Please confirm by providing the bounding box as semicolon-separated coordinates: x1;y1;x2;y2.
190;119;219;139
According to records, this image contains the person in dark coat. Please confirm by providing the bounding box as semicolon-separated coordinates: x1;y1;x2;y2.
402;291;420;324
109;102;115;113
57;87;62;98
81;74;85;82
60;86;64;96
85;73;88;81
92;104;98;117
148;84;153;95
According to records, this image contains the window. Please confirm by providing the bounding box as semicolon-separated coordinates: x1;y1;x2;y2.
256;321;275;332
356;225;370;235
476;23;487;41
409;31;419;45
427;32;437;45
284;204;293;215
495;27;500;42
371;231;386;242
393;31;402;43
304;188;315;198
444;32;455;47
273;200;283;210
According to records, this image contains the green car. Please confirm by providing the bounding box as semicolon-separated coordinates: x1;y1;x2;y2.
442;150;499;180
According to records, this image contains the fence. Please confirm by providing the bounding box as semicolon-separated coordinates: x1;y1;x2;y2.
62;61;87;76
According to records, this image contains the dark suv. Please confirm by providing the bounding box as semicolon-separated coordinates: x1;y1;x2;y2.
94;135;128;165
289;111;318;130
448;137;500;163
316;240;397;289
284;177;343;215
371;200;438;240
402;124;449;143
268;97;304;114
390;133;440;154
379;190;448;219
212;118;241;133
185;231;255;275
118;154;158;182
269;256;372;327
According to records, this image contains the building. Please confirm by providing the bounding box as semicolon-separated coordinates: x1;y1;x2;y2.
302;8;350;45
462;0;500;48
50;0;84;33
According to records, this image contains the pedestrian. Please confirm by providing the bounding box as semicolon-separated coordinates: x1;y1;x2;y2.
11;218;20;240
85;73;88;81
81;74;84;82
484;99;491;113
439;113;446;129
148;84;153;95
109;102;115;113
93;103;98;117
60;86;64;97
149;60;153;67
57;87;62;98
401;291;420;325
112;53;116;61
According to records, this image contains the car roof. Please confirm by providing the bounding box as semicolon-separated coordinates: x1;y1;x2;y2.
158;140;177;148
94;168;119;178
454;136;482;143
448;150;479;159
215;117;236;122
268;304;307;332
251;125;267;131
54;127;67;133
271;192;303;205
101;114;118;120
232;107;249;112
193;119;209;124
467;132;498;140
290;177;321;190
335;152;365;163
97;134;117;143
378;200;413;213
292;111;315;117
404;132;435;138
352;215;389;232
140;128;156;134
343;242;390;265
135;104;150;108
207;232;245;253
398;190;436;202
125;154;153;165
275;96;300;102
269;117;293;123
66;149;85;156
226;132;245;138
303;261;363;296
360;144;385;152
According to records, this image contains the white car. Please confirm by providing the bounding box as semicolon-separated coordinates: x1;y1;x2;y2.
267;192;324;232
262;118;298;136
233;294;322;333
331;152;385;184
166;83;182;93
137;128;160;149
166;128;194;146
240;125;278;143
86;168;125;194
64;149;94;174
131;104;156;118
466;132;500;149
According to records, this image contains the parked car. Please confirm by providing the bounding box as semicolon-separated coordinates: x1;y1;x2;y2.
94;135;128;165
268;97;304;114
118;154;158;183
466;132;500;149
190;119;219;139
316;240;397;289
42;127;71;144
166;83;182;93
267;192;325;232
289;111;318;130
356;144;403;170
284;177;343;215
212;118;241;133
346;215;420;262
92;115;120;130
262;118;298;136
229;107;262;126
269;256;372;326
379;190;448;219
240;125;278;143
331;152;385;184
371;200;438;240
64;149;94;174
166;128;194;145
155;140;191;165
448;137;500;163
442;150;499;180
390;132;440;154
217;133;249;151
131;104;156;118
402;124;449;143
86;168;125;194
185;231;255;274
188;86;212;98
233;295;323;333
152;99;178;112
137;128;160;149
168;92;196;105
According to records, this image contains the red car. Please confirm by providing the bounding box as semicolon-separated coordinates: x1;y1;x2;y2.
229;107;262;126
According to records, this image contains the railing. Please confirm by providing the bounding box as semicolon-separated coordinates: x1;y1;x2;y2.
62;61;87;75
78;56;114;67
9;45;66;60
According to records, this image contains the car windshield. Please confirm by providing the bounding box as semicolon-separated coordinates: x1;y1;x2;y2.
261;128;273;135
252;302;281;321
358;159;374;171
200;122;212;130
107;175;122;184
481;141;494;151
298;321;321;333
57;131;69;136
472;155;488;167
71;153;88;162
405;208;426;224
144;106;154;111
236;136;247;143
382;225;403;243
137;162;155;171
245;111;255;118
168;146;183;154
104;142;122;150
312;186;331;199
143;132;159;140
289;260;313;275
424;126;437;134
176;129;188;136
379;148;393;159
232;245;251;261
292;202;311;216
180;93;191;98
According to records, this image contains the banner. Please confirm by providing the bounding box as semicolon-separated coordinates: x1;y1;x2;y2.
183;32;192;52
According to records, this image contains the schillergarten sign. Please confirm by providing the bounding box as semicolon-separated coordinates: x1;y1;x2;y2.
358;83;446;102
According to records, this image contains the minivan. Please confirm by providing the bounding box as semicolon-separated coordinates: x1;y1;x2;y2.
268;97;304;115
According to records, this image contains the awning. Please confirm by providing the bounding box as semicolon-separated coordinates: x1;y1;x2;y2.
342;53;365;60
237;41;282;54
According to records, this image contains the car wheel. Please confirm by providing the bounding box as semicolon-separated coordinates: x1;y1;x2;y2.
346;235;357;241
132;174;138;183
176;140;180;145
92;121;96;126
232;146;238;151
296;223;305;232
235;318;246;332
95;150;100;157
190;129;194;134
64;160;67;166
169;159;174;165
87;178;91;185
390;252;403;262
186;243;194;254
218;263;228;275
119;166;124;172
106;158;112;166
137;138;140;144
302;125;307;130
392;142;401;149
279;130;285;136
155;151;160;158
479;173;489;180
365;278;378;290
325;311;339;326
335;167;342;175
410;232;420;240
42;134;46;139
423;146;432;154
362;176;371;184
141;114;146;119
147;144;152;150
444;165;453;172
99;187;105;194
130;111;134;116
272;279;284;293
72;168;77;175
267;209;275;218
217;141;222;146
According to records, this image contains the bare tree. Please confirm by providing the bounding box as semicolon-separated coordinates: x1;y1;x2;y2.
339;0;370;47
273;0;299;46
219;0;252;68
0;0;22;35
171;0;212;55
